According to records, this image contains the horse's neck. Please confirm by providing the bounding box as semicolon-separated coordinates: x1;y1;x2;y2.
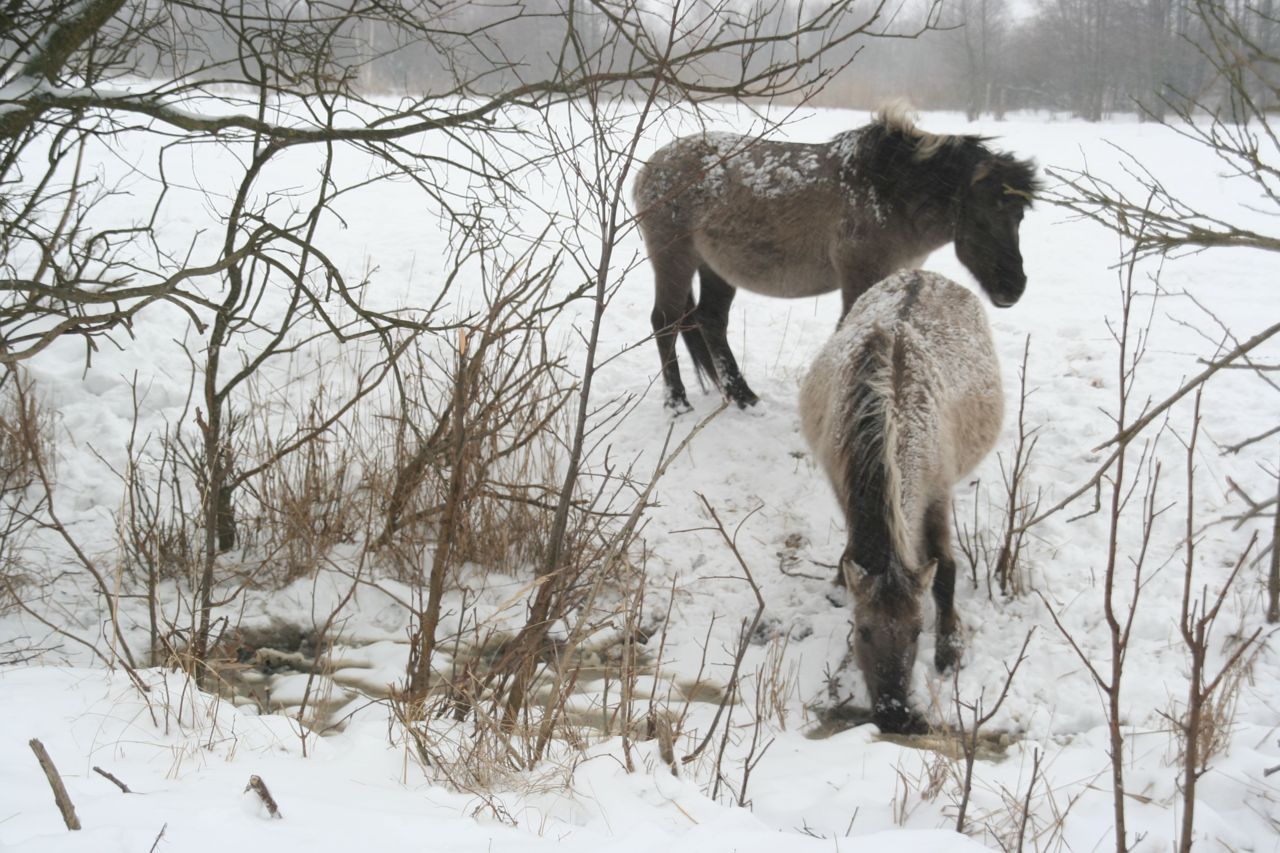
848;451;924;578
910;173;966;250
906;205;955;256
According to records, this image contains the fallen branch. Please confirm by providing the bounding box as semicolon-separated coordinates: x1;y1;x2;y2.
93;765;132;793
29;738;81;830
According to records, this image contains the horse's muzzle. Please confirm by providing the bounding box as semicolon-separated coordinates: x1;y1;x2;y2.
873;698;929;735
988;267;1029;307
990;276;1026;308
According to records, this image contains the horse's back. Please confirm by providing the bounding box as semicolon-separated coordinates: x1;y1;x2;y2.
634;133;846;298
802;270;1003;485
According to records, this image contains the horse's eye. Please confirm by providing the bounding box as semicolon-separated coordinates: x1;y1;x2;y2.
858;627;872;644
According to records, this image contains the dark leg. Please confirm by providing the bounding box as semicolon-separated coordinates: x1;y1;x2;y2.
925;498;962;672
692;266;759;408
650;257;698;413
837;262;894;322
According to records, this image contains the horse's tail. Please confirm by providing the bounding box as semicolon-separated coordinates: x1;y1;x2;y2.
680;323;719;391
840;327;908;578
679;278;719;391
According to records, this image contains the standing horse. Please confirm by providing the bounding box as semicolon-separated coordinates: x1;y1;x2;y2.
799;270;1003;735
633;108;1036;411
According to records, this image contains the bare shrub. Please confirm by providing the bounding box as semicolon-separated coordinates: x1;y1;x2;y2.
951;629;1034;834
377;254;574;574
118;414;201;664
992;339;1041;597
1166;391;1263;853
1037;232;1165;853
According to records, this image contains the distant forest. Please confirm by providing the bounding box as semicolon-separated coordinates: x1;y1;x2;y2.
815;0;1279;120
137;0;1276;120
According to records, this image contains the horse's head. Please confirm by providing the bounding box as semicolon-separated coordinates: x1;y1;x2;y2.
842;549;937;735
954;154;1038;308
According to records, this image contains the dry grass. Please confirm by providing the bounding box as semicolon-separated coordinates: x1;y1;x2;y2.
0;367;54;612
238;382;367;587
0;367;52;489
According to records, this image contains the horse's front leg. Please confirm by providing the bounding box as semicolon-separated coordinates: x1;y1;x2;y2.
835;259;892;322
925;499;962;672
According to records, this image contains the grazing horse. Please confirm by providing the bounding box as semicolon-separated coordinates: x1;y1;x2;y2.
799;270;1003;735
633;107;1036;412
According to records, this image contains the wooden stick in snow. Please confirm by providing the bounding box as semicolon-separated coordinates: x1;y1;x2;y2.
28;738;81;830
244;774;282;818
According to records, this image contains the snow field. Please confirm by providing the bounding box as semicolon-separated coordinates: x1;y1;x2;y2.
2;103;1278;851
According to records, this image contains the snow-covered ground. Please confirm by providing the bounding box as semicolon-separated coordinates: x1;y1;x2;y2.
2;104;1278;852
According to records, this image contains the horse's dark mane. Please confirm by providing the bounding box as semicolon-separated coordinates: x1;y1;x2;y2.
840;110;1040;210
841;326;912;600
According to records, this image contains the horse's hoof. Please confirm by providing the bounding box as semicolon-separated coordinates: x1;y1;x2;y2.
664;393;693;415
722;378;759;409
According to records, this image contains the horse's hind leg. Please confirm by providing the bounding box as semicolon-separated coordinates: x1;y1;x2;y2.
693;266;759;408
925;498;962;672
650;256;698;413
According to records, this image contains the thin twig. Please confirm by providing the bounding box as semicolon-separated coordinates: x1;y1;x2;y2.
681;494;767;764
1270;450;1280;623
1094;320;1280;454
1016;747;1043;852
953;628;1034;833
149;823;167;853
92;765;132;794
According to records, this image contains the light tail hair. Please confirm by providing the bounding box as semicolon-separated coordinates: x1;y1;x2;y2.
841;328;911;577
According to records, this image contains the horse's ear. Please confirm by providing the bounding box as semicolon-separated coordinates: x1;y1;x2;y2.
969;159;995;186
840;545;882;587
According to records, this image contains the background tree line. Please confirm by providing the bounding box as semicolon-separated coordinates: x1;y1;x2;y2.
832;0;1279;121
125;0;1277;120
